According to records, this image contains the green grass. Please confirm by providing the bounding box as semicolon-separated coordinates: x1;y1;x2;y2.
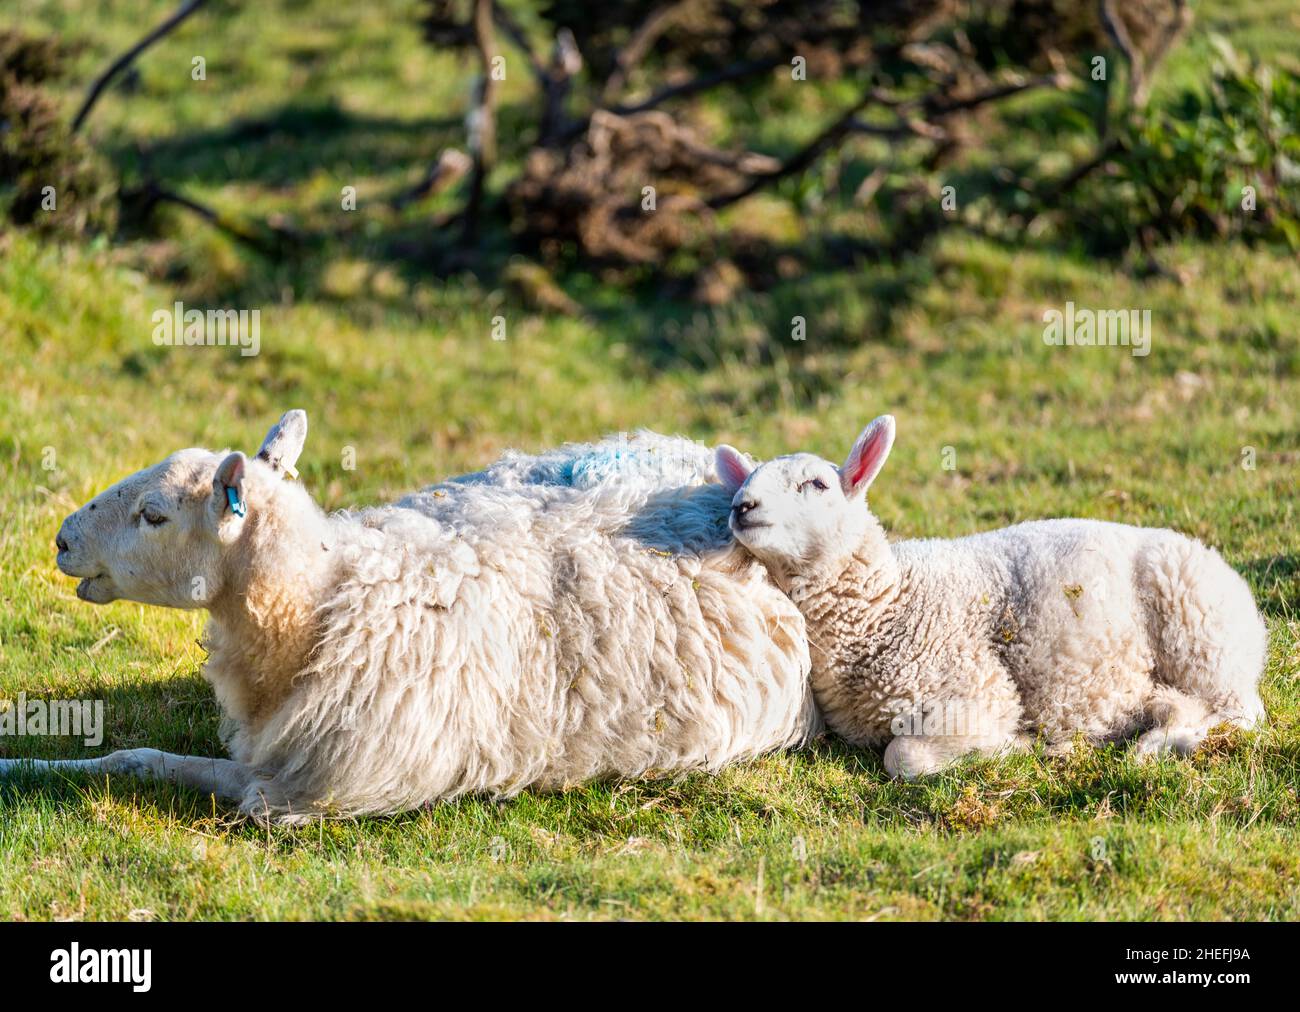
1;0;1298;920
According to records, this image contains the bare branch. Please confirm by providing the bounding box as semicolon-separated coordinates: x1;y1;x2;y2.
462;0;499;244
72;0;212;133
922;72;1074;117
1099;0;1143;109
1141;0;1192;101
552;56;784;145
708;90;879;210
710;71;1075;212
603;2;687;101
492;1;547;86
608;56;784;118
848;116;948;141
1100;0;1192;110
1038;136;1123;206
539;28;582;146
390;149;473;210
132;181;298;255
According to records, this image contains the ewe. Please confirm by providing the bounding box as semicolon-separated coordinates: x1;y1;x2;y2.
715;415;1267;778
7;412;818;821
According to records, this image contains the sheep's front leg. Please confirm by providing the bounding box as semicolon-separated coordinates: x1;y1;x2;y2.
0;749;252;801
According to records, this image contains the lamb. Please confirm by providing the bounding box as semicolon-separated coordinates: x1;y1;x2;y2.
714;415;1267;778
4;412;818;821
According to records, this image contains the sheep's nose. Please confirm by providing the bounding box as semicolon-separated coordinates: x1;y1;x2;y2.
732;499;759;518
56;532;69;553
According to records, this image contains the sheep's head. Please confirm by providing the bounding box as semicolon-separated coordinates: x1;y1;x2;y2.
55;410;309;608
715;415;895;582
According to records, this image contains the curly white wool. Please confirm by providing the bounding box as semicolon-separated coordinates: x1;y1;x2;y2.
717;415;1267;778
43;417;818;821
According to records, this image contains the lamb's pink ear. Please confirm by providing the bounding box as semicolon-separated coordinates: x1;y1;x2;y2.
839;415;895;497
211;451;248;526
714;444;754;492
256;409;308;477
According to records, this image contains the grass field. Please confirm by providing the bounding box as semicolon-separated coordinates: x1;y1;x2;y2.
1;0;1297;920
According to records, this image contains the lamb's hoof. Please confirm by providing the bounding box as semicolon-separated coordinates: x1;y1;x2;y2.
1134;727;1203;759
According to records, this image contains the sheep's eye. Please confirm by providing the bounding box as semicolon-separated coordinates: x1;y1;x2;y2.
140;508;168;527
798;478;830;493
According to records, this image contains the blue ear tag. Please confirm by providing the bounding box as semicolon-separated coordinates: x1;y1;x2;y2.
225;485;246;518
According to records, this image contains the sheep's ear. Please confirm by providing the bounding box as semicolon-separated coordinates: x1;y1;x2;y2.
840;415;895;497
211;451;248;537
256;409;308;477
715;444;754;492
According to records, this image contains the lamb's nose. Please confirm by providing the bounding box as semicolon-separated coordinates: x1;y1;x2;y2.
56;532;69;553
733;499;759;517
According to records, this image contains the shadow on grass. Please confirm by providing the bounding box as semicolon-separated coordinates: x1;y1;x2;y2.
0;663;886;837
94;94;954;398
110;101;463;190
0;670;222;765
1242;554;1300;617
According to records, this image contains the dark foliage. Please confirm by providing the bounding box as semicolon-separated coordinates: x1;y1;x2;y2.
0;31;116;237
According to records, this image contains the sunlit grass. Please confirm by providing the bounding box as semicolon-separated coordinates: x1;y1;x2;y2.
0;0;1297;920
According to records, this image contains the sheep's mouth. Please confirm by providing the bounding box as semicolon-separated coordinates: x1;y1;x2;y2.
75;574;116;604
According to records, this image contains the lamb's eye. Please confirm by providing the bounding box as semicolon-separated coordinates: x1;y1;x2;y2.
799;478;830;493
140;508;168;527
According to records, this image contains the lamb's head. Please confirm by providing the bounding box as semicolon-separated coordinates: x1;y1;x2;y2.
715;415;895;583
54;410;310;608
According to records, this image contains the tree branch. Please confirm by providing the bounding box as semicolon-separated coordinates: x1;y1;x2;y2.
130;181;298;255
602;2;687;101
389;149;473;210
72;0;212;133
540;28;582;146
1147;0;1193;81
492;1;547;86
710;71;1075;212
1100;0;1191;110
553;56;784;145
614;56;783;117
1037;136;1123;206
461;0;499;245
708;90;879;210
922;72;1073;117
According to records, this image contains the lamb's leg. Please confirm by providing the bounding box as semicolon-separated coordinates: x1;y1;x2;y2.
883;733;1023;779
0;749;252;800
881;685;1024;779
1139;536;1268;736
1133;686;1220;759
